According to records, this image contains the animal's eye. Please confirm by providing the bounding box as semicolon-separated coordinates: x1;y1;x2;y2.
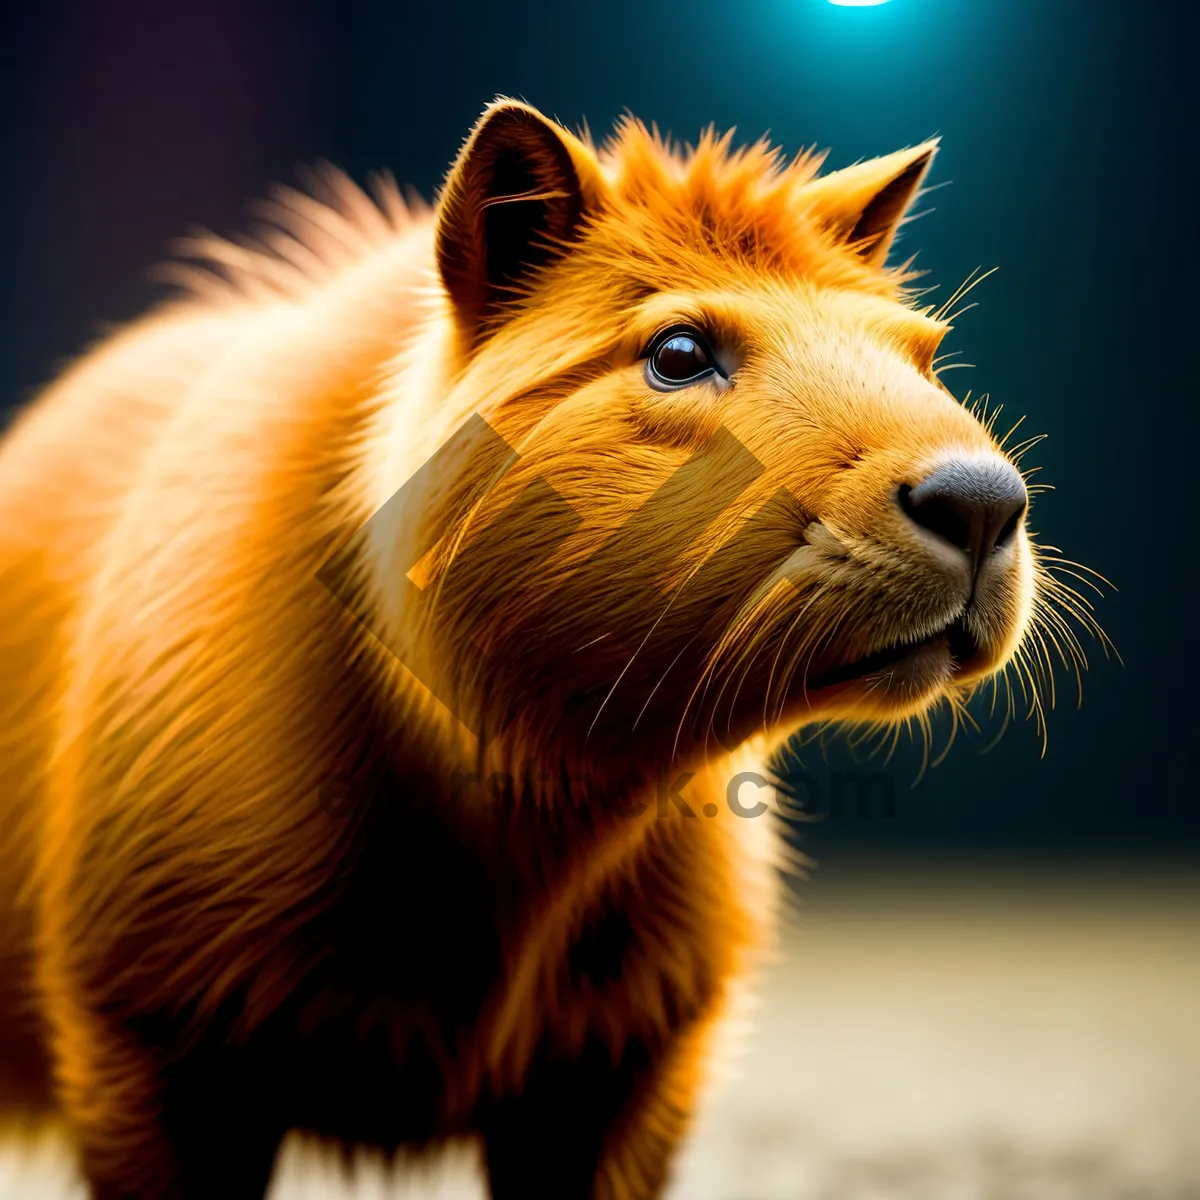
645;326;722;390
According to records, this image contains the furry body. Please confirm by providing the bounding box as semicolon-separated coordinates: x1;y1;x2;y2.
0;101;1039;1197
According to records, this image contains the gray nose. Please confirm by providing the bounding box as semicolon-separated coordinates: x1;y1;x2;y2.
900;458;1027;558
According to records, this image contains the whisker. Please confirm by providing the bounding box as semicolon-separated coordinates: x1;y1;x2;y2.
944;301;981;324
997;413;1028;452
633;634;698;733
587;558;707;745
932;265;998;322
1037;556;1117;592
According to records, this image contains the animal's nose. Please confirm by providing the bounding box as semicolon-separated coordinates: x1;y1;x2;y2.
899;458;1027;559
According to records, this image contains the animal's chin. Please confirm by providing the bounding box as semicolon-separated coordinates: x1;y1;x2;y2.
805;614;986;708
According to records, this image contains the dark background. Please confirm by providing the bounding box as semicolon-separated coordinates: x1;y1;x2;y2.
1;0;1195;861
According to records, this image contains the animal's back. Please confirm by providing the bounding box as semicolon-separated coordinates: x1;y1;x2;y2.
0;307;249;1110
0;188;428;1109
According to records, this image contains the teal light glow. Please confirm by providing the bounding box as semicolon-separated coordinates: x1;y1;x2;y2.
828;0;893;5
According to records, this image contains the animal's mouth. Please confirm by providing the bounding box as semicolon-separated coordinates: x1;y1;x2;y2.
810;613;981;691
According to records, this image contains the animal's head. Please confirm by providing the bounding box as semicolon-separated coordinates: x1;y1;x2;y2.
401;100;1086;776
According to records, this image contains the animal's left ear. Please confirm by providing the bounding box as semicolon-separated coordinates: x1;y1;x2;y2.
803;140;938;267
436;99;602;343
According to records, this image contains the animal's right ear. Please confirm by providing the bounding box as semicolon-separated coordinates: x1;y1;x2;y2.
435;100;600;344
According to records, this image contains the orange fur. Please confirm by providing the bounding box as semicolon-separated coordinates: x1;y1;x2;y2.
0;99;1059;1197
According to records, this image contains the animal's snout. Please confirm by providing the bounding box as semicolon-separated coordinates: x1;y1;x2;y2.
899;458;1027;560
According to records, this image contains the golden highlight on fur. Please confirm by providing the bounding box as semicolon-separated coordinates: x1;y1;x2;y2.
0;100;1105;1198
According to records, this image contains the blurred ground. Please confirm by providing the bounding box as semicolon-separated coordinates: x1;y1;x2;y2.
3;859;1198;1199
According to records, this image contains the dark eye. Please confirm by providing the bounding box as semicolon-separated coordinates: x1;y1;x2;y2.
645;326;721;390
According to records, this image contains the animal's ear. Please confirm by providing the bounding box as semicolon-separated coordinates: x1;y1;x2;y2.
435;99;599;342
803;141;938;267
